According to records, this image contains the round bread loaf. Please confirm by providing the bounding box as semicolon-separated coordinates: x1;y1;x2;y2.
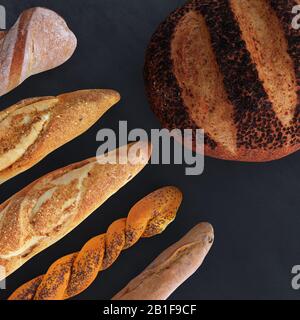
144;0;300;162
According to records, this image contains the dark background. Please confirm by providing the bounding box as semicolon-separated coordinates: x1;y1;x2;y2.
0;0;299;301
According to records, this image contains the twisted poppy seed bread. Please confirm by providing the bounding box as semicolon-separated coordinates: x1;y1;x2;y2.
0;7;77;97
8;187;182;300
145;0;300;162
0;142;152;281
0;89;120;184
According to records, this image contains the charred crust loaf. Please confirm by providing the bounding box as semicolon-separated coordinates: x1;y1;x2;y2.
144;2;217;150
144;0;300;162
195;0;285;150
269;0;300;146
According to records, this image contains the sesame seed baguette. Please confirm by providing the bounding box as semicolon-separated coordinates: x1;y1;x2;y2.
0;142;152;281
0;89;120;184
113;223;214;300
0;7;77;97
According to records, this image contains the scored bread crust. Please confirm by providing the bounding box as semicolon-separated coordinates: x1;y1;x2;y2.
144;0;300;162
0;142;152;280
113;223;214;301
0;7;77;97
0;89;121;184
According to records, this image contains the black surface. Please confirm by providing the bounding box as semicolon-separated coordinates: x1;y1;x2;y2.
0;0;300;301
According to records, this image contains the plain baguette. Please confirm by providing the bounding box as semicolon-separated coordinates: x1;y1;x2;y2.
0;89;120;184
0;142;152;280
0;7;77;97
113;223;214;300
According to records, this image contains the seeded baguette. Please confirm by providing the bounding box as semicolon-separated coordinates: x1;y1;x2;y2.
0;89;120;184
113;223;214;300
0;142;151;280
0;7;77;97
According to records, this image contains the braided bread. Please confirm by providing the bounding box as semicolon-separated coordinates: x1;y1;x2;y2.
0;7;77;97
8;186;183;300
0;89;120;184
145;0;300;162
0;142;151;280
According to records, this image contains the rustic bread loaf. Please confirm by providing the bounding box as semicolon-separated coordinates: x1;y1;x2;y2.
0;7;77;97
0;89;120;184
145;0;300;162
0;142;152;281
113;222;214;300
8;186;182;300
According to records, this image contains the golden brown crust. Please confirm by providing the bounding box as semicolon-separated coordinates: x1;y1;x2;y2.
0;142;151;280
0;31;6;41
8;186;182;300
230;0;297;128
113;223;214;301
0;89;121;184
7;9;35;91
171;10;237;154
145;0;300;162
0;7;77;97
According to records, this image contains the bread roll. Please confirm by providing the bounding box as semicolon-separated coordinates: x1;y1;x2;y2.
0;7;77;97
0;142;151;280
145;0;300;162
0;89;120;184
113;223;214;300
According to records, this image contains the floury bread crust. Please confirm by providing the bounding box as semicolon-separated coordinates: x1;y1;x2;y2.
0;7;77;97
113;223;214;301
0;142;152;281
0;89;120;184
145;0;300;162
